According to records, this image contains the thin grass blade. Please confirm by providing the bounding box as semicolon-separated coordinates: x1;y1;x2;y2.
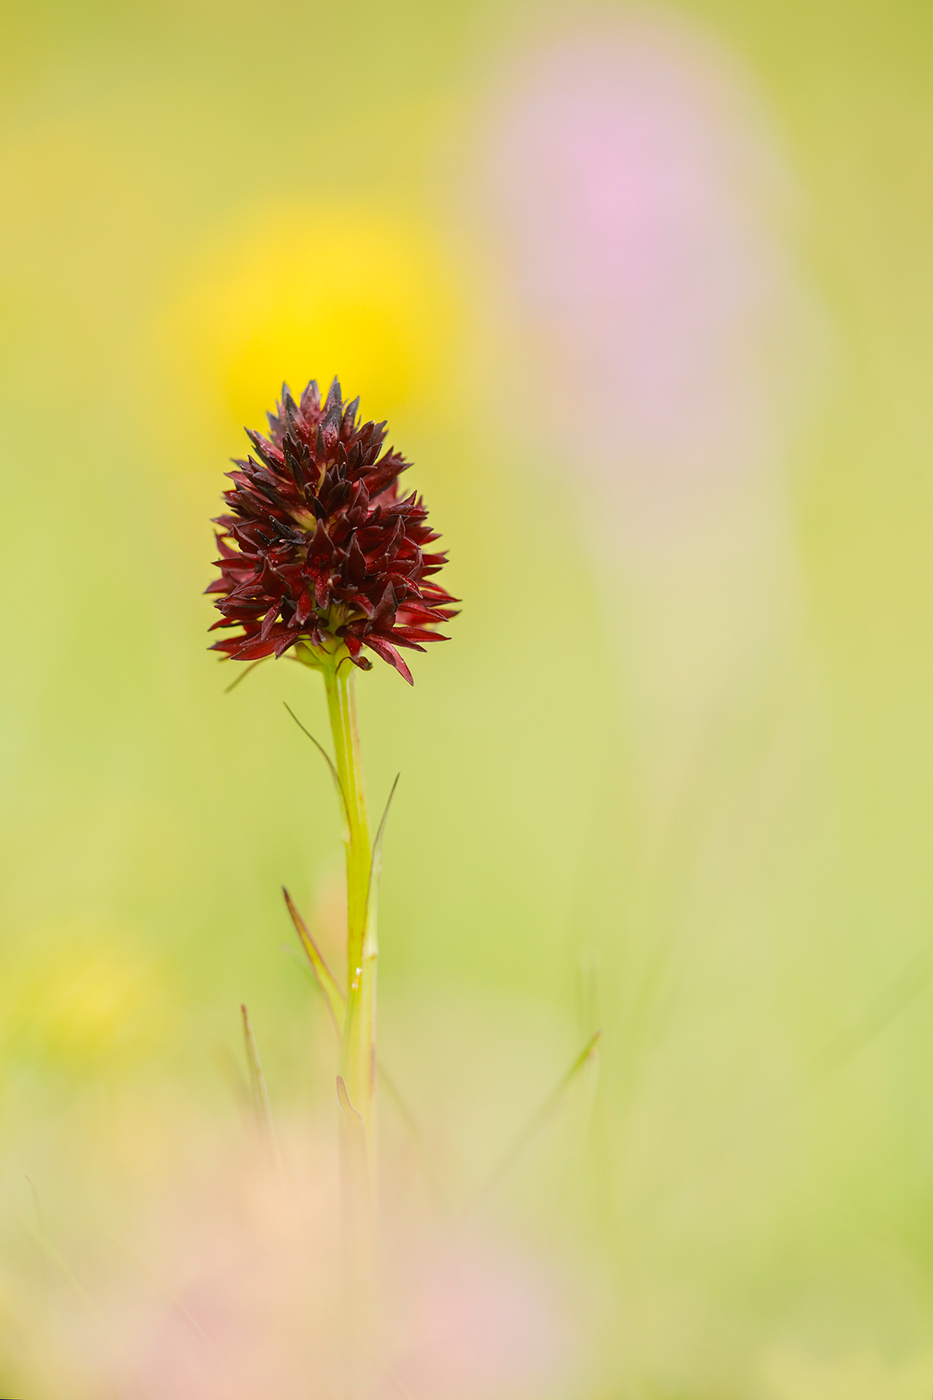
472;1029;602;1205
378;1062;448;1212
815;950;933;1076
88;1216;221;1359
17;1212;97;1312
240;1004;284;1178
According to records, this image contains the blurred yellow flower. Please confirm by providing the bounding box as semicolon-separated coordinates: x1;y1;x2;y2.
2;923;166;1069
159;202;459;458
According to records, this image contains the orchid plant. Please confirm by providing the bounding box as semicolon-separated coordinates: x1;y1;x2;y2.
207;377;457;1377
207;379;601;1397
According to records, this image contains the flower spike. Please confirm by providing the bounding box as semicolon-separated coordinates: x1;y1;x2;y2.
208;378;457;681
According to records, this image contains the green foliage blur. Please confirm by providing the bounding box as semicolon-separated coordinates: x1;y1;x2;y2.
3;0;933;1394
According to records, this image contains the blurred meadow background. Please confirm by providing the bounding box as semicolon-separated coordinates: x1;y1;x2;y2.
3;0;933;1395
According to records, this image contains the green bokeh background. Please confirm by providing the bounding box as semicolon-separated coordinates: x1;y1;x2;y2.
3;0;933;1395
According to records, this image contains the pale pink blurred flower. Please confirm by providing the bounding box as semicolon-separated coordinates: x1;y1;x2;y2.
387;1230;575;1400
477;19;828;494
467;17;834;843
32;1119;581;1400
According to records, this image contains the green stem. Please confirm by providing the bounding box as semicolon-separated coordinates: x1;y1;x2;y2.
321;653;378;1394
323;656;376;1158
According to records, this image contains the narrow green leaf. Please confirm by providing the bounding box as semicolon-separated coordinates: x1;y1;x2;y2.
349;774;401;1108
283;702;349;824
367;775;399;902
282;887;345;1035
362;774;399;956
223;657;268;693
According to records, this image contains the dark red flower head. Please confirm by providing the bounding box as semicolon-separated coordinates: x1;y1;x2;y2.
207;378;456;683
